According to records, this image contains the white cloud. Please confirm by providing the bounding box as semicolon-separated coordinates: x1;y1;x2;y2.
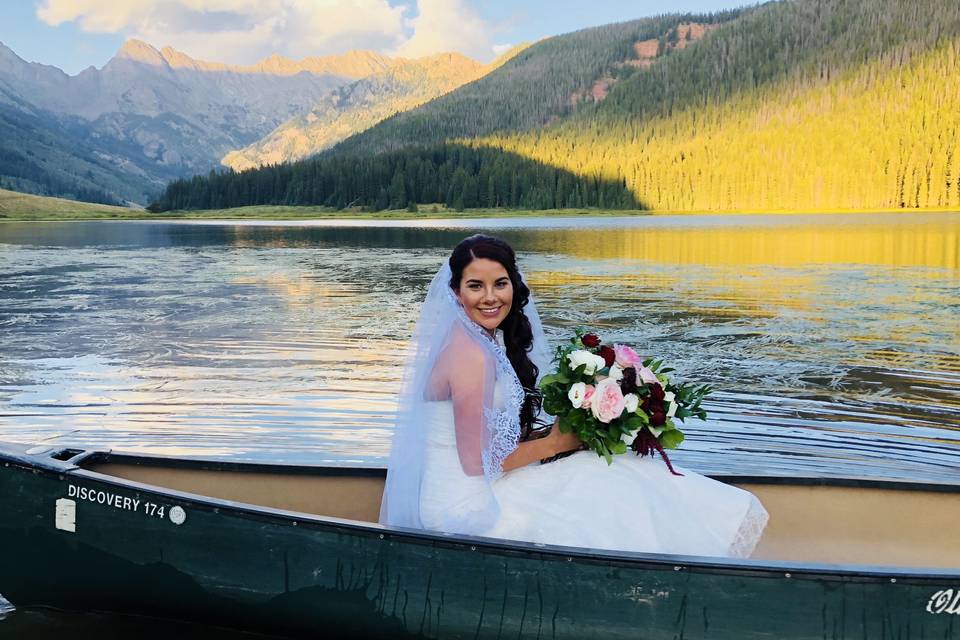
35;0;497;64
395;0;494;61
38;0;156;32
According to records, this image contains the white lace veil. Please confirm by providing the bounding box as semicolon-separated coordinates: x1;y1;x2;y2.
379;260;551;535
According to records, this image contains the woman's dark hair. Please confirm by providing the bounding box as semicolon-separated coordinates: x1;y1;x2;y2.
449;234;544;438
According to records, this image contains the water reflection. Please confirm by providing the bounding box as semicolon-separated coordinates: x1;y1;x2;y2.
0;213;957;480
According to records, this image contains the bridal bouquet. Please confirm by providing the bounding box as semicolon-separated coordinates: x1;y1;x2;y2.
539;329;711;475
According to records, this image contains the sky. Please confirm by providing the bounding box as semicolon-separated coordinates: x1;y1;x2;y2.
2;0;755;75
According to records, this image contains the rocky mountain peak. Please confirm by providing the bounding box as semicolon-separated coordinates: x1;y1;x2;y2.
114;39;167;66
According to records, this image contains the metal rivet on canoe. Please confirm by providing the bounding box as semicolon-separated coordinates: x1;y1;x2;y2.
890;578;897;583
785;573;792;578
379;534;384;540
673;566;682;571
470;546;476;551
292;521;297;526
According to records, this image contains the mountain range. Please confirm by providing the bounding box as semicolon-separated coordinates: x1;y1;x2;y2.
222;51;501;171
7;0;960;213
0;39;491;204
154;0;960;213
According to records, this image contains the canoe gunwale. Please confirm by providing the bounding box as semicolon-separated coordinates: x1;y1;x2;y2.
73;448;960;494
3;444;958;584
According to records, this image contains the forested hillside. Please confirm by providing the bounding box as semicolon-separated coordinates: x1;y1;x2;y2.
478;0;960;210
152;11;742;211
0;99;142;205
152;145;640;212
329;11;743;156
153;0;960;213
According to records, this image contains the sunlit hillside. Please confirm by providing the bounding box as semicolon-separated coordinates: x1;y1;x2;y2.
473;0;960;211
482;37;960;211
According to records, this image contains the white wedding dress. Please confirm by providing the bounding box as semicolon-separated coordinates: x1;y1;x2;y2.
381;260;768;559
419;380;769;558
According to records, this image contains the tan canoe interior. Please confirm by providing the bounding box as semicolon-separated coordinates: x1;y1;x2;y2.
87;462;960;569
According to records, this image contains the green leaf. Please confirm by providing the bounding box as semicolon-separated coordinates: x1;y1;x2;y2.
540;373;560;386
659;429;685;450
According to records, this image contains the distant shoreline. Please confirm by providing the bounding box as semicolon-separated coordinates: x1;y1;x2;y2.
4;202;960;224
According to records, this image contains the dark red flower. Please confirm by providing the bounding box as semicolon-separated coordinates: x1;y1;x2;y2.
649;383;665;402
599;345;615;368
650;410;666;426
641;395;657;412
620;367;638;395
581;333;601;348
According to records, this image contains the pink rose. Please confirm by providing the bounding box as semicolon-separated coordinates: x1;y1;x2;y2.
581;384;596;409
636;365;659;386
590;378;626;423
613;344;643;369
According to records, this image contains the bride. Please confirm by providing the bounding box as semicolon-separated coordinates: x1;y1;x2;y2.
380;234;768;557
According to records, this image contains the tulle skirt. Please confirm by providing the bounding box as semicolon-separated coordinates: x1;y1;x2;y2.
486;450;768;558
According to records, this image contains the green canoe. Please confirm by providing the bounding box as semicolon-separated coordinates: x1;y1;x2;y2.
0;440;957;638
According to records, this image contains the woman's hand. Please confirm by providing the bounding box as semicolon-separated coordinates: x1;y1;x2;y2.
500;417;583;472
544;417;583;457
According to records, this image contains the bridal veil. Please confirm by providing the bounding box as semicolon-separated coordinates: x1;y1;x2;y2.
379;261;551;535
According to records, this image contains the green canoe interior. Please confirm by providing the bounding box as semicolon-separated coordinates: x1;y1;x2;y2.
83;460;960;570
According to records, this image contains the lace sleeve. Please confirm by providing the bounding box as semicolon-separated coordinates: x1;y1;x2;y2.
482;404;521;480
444;324;524;479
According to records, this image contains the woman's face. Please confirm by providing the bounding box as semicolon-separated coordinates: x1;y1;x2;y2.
456;258;513;334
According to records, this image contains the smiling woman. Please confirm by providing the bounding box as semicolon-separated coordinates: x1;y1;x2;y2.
453;258;513;334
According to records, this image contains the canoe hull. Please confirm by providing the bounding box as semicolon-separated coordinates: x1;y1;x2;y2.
0;448;957;639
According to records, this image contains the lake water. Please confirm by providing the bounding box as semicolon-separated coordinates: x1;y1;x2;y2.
1;212;959;636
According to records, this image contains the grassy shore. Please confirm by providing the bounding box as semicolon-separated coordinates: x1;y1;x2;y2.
0;188;142;221
0;192;650;222
2;189;957;222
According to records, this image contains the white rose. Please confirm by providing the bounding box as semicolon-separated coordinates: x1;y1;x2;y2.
664;391;677;418
607;363;624;383
568;382;587;409
567;350;605;376
623;393;639;413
